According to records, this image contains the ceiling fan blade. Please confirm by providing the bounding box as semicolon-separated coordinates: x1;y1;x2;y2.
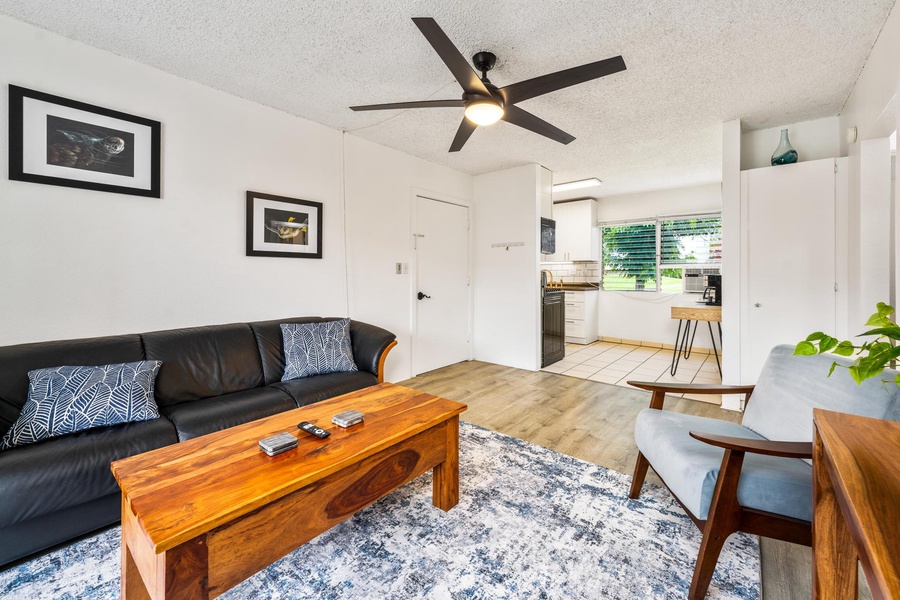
449;117;477;152
350;99;465;111
501;105;575;145
500;55;626;105
412;17;491;97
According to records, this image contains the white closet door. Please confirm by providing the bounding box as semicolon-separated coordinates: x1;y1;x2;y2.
744;159;836;382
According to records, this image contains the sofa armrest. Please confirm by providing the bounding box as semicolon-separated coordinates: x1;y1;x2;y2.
689;431;813;459
349;321;397;383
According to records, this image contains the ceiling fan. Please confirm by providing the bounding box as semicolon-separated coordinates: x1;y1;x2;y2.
350;17;626;152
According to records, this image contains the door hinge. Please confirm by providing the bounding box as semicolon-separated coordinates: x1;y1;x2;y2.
834;163;838;173
834;283;838;292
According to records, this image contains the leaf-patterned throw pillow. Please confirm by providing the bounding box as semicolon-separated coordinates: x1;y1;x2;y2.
0;361;162;451
281;319;358;380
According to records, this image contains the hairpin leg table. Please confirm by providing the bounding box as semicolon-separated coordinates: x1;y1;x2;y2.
670;305;722;376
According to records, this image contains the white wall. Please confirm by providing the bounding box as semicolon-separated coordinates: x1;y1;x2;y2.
0;16;348;344
343;135;473;382
839;3;900;151
838;1;900;333
473;164;542;370
720;119;742;410
0;16;476;388
740;117;840;171
594;183;722;349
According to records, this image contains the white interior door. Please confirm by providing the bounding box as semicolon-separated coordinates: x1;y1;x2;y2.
745;159;836;381
415;197;470;374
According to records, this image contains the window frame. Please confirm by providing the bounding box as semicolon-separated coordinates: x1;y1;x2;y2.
599;211;721;293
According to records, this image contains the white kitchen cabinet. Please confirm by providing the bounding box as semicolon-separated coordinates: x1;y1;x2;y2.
549;199;599;261
739;158;845;382
564;289;599;344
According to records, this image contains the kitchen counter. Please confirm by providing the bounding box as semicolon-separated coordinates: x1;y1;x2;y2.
544;284;600;291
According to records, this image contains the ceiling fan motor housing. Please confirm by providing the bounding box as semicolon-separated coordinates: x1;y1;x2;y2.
472;51;497;74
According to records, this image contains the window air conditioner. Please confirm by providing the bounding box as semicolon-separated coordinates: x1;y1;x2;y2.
683;267;721;293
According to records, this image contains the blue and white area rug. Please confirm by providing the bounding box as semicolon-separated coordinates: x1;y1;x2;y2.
0;422;760;599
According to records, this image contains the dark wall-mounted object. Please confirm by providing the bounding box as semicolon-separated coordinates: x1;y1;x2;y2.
8;85;161;198
246;191;323;259
540;217;556;255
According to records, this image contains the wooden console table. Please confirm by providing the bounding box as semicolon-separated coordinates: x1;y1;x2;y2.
812;409;900;599
670;305;721;376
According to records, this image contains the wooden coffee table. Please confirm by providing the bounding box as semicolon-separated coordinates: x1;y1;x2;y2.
111;383;467;599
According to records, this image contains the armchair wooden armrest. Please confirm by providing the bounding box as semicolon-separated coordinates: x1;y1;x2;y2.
626;381;756;410
689;431;813;459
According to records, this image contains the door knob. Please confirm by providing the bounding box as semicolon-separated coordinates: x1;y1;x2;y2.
417;292;431;300
754;303;761;307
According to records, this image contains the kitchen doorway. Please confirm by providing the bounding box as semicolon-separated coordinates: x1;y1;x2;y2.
412;195;471;375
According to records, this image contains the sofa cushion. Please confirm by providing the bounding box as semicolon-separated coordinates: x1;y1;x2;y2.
743;345;900;444
634;408;813;522
273;371;378;408
281;319;357;380
143;323;264;406
0;416;177;529
160;386;296;441
0;334;144;438
1;361;162;450
249;317;327;385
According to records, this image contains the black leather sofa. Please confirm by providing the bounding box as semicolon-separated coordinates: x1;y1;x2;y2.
0;316;396;567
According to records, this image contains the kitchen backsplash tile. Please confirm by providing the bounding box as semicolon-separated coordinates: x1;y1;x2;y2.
540;261;600;284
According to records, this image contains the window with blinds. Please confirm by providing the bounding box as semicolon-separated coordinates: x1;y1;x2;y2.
600;214;721;292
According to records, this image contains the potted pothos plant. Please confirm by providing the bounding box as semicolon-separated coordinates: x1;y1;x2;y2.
795;302;900;387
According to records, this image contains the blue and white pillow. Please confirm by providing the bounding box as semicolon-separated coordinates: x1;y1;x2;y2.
281;319;358;380
0;361;162;451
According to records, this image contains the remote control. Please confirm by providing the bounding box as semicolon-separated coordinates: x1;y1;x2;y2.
298;421;330;438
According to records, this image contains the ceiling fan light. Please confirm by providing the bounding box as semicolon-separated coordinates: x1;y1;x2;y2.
464;100;504;126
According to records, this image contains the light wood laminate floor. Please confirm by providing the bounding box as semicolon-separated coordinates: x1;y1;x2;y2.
400;360;871;600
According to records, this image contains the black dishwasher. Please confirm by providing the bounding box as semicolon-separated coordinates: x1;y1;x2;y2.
542;290;565;367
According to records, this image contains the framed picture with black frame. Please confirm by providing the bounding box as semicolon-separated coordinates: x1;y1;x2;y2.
8;85;161;198
246;191;323;259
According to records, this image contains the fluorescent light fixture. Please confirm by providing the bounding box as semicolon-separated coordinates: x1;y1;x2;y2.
552;178;602;193
464;100;504;126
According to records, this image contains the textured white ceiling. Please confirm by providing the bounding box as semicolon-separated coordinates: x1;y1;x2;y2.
1;0;895;196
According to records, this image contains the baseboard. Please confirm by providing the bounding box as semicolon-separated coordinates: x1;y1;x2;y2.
600;336;718;355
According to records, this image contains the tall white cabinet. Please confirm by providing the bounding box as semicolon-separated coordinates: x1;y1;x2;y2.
739;158;848;382
549;199;599;261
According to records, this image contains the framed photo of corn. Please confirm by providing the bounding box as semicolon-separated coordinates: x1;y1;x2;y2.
246;191;323;258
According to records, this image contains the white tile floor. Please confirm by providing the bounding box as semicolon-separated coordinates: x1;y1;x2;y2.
542;341;724;404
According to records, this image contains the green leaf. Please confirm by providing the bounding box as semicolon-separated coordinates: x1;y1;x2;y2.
856;356;886;382
858;327;900;341
895;373;900;388
794;341;818;356
862;303;895;327
805;332;827;342
848;365;863;385
828;362;838;377
818;336;838;353
833;341;855;357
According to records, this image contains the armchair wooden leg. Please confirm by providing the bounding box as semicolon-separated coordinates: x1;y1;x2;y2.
688;449;745;600
629;451;650;499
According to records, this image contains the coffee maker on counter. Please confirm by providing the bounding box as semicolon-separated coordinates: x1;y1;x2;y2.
702;274;722;305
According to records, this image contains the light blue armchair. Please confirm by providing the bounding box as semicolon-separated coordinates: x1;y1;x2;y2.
628;345;900;599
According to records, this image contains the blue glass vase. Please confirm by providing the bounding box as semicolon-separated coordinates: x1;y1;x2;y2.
771;129;798;165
